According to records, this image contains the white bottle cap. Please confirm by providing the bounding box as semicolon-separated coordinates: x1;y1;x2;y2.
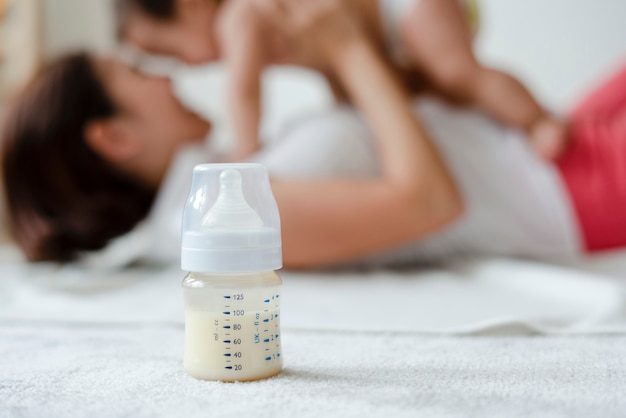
181;164;282;273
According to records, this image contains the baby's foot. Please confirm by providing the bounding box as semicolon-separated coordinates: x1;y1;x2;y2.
529;117;569;161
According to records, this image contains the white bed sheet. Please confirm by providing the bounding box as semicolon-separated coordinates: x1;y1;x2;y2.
2;249;626;335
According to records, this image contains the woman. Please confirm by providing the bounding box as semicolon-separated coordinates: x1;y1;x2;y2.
1;1;624;268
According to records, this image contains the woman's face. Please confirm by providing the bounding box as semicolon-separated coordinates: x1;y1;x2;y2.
97;57;210;151
92;58;211;186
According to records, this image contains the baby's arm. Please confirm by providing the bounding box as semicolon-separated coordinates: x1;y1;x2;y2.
219;4;267;160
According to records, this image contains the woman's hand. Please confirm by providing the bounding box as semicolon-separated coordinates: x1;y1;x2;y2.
252;0;364;64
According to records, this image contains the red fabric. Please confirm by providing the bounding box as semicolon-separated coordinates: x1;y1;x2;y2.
557;61;626;252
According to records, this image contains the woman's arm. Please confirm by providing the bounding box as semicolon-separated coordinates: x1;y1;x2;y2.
219;3;266;160
260;0;463;268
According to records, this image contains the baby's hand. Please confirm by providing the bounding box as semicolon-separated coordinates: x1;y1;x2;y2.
528;116;570;161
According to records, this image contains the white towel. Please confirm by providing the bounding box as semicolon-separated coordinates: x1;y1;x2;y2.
1;324;625;418
3;247;626;418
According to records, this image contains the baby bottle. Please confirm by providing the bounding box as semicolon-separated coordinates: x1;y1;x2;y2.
181;164;283;382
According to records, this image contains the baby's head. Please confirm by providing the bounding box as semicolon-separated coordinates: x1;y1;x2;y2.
116;0;222;65
1;53;210;262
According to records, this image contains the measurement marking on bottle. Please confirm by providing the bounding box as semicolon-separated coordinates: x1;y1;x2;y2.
224;354;231;357
265;357;272;361
263;339;270;343
263;319;269;323
223;340;231;343
223;312;231;315
225;366;233;370
254;322;260;326
223;296;231;299
264;299;270;303
223;326;231;329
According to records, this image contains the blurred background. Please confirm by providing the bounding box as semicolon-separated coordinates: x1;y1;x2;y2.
2;0;626;107
1;0;626;243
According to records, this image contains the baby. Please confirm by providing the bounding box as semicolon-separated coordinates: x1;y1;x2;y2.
116;0;566;160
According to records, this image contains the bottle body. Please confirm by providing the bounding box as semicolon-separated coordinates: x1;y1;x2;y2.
182;271;283;382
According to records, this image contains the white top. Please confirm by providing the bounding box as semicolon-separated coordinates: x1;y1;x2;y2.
145;99;582;267
350;100;581;266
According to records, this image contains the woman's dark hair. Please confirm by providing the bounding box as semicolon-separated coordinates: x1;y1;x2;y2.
0;53;156;262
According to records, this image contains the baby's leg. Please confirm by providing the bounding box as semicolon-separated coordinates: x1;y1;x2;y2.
402;0;545;129
401;0;568;159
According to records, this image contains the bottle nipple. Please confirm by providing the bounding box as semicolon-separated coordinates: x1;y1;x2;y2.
202;169;264;229
182;163;282;272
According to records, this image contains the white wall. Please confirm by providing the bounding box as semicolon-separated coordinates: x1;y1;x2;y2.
42;0;115;59
0;0;42;98
476;0;626;110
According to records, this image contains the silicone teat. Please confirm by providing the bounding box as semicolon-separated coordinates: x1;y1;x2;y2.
202;169;264;229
